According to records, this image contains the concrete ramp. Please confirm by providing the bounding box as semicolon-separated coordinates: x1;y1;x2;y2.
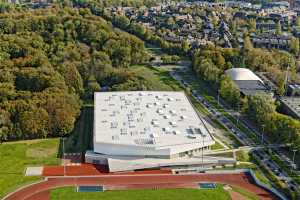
25;167;43;176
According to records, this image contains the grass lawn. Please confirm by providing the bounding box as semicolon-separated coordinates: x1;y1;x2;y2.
50;186;232;200
130;65;184;91
0;139;60;198
231;186;260;200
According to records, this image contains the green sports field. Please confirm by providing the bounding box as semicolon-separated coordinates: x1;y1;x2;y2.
0;139;60;198
50;187;232;200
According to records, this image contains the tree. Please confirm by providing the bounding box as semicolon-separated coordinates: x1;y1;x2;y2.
289;37;299;56
243;36;253;51
181;40;189;54
276;21;282;35
248;19;256;33
219;75;241;107
296;16;300;26
245;94;276;125
19;107;49;138
85;75;101;99
114;15;130;29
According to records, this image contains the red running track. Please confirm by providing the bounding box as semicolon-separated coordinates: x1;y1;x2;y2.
4;173;278;200
43;164;172;176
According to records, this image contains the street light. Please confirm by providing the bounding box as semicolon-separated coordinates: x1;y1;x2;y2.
217;90;220;106
202;134;207;169
62;137;66;176
292;149;297;164
236;103;240;125
261;124;265;145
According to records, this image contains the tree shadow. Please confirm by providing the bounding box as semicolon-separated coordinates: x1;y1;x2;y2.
57;106;94;158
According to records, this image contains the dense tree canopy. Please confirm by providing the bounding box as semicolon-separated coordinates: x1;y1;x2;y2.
0;6;150;141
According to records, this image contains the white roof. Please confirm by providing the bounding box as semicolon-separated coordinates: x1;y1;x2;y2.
225;68;263;83
94;91;213;148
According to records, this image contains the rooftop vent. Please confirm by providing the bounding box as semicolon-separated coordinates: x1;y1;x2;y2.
157;109;164;114
187;135;196;139
180;115;187;120
152;120;159;126
112;135;120;140
120;128;127;135
111;122;118;128
170;121;177;127
163;104;169;108
170;110;177;115
167;97;174;101
162;127;170;132
134;138;154;145
131;131;138;136
146;104;153;108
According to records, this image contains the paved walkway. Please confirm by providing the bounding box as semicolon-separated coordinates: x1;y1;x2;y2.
4;173;277;200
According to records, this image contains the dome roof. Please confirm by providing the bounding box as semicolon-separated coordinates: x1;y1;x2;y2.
225;68;263;83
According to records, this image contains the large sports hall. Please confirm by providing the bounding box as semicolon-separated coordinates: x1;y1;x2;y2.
85;91;234;172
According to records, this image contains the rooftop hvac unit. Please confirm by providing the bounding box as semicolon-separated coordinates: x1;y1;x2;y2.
151;121;159;126
111;122;118;128
120;128;127;135
170;110;177;115
180;115;187;120
146;104;153;108
112;135;120;140
131;131;138;136
167;97;174;101
187;135;196;139
162;127;170;132
170;121;177;126
157;109;164;114
156;95;162;100
164;115;170;119
134;138;154;145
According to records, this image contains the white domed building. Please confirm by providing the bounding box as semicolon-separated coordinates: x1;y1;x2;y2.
225;68;270;96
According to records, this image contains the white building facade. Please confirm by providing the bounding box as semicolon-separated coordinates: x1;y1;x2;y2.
85;91;230;172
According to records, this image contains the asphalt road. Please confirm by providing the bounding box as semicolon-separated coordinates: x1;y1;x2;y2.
167;65;299;195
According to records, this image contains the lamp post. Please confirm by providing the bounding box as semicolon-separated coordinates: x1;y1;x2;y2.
261;124;265;145
292;149;297;164
62;137;66;176
236;103;240;125
202;135;206;169
217;90;220;107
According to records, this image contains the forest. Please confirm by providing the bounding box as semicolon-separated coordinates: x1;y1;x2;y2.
0;5;152;141
192;44;300;150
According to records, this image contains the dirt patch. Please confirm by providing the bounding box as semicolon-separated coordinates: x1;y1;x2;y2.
26;147;56;158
